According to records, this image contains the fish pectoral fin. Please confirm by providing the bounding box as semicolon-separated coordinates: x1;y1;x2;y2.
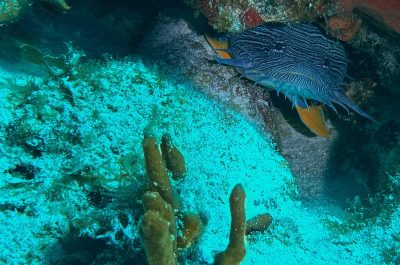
204;34;232;59
295;105;330;137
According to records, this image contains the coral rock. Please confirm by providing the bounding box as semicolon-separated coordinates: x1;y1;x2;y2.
143;191;178;251
140;210;177;265
196;0;219;25
0;0;32;24
177;213;203;249
0;0;69;24
340;0;400;33
327;14;362;41
142;135;180;210
214;184;246;265
245;213;272;235
241;8;264;28
161;133;186;181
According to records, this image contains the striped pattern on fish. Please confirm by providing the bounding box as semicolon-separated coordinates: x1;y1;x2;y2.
212;23;378;124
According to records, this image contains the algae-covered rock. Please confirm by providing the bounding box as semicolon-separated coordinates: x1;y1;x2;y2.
0;0;69;25
187;0;324;32
0;0;32;24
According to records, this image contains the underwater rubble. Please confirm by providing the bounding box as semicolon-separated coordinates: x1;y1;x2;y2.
0;0;399;264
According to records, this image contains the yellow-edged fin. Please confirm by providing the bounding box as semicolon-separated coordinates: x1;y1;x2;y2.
204;34;232;59
295;105;330;137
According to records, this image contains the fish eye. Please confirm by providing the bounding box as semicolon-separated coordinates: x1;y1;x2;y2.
323;58;330;68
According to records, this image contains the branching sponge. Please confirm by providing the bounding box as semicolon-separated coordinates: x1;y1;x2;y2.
214;184;247;265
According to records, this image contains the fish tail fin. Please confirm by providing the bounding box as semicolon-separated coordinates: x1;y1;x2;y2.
332;90;379;124
204;34;232;59
296;105;330;137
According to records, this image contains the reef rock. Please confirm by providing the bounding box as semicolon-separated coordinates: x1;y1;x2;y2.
0;0;69;25
340;0;400;33
187;0;323;32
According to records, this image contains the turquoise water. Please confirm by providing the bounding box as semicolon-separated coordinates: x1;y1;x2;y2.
0;1;399;264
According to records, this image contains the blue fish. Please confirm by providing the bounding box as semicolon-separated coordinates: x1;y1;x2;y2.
206;23;378;137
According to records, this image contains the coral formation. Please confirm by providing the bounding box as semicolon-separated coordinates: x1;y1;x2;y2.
347;26;400;93
213;186;273;264
141;210;177;265
0;0;31;24
142;135;181;210
214;184;247;265
245;213;272;235
327;14;362;41
176;213;203;249
241;8;263;28
141;135;275;264
142;191;178;251
190;0;399;36
189;0;324;32
339;0;400;33
141;134;203;264
0;0;69;24
161;133;186;181
324;0;400;91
